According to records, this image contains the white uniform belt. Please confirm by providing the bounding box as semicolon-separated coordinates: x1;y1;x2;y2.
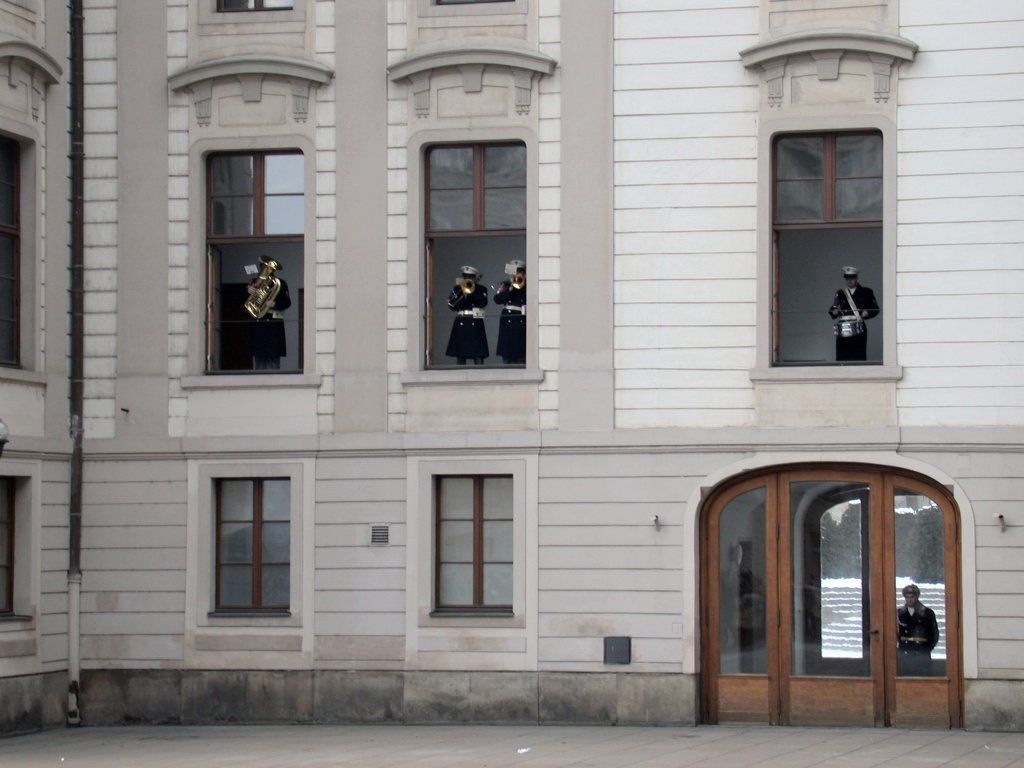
457;309;485;319
502;305;525;315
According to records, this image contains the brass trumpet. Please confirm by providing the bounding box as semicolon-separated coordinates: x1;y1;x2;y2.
456;276;476;295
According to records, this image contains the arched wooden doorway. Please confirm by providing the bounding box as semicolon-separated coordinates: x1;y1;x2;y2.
700;465;962;727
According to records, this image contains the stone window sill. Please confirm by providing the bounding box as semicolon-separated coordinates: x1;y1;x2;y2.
203;610;298;628
422;610;522;629
750;365;902;384
0;367;47;387
0;614;33;623
417;0;528;19
181;373;321;391
401;368;544;387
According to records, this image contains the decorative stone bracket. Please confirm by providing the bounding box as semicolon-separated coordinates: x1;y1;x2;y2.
0;32;62;121
168;53;333;126
739;29;917;107
387;43;556;117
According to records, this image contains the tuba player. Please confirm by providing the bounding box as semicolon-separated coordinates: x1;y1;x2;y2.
247;258;291;370
446;265;489;365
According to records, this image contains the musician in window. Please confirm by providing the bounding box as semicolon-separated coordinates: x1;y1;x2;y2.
493;259;526;365
247;259;292;370
828;266;879;362
446;265;489;365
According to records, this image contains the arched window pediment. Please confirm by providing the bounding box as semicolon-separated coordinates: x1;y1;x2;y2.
740;29;918;105
0;33;62;121
168;54;334;126
387;40;557;116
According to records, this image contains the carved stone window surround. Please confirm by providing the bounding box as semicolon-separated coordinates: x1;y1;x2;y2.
197;0;305;27
0;32;62;122
168;53;333;126
740;29;918;105
387;41;556;117
416;0;528;18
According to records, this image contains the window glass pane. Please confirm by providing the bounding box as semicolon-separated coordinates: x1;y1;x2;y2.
439;563;473;606
220;0;253;8
484;188;526;230
261;521;290;563
483;564;512;605
219;522;252;564
211;196;253;236
429;190;473;231
210;155;253;195
219;481;253;521
0;317;13;362
429;147;474;190
0;482;8;520
0;569;8;610
835;178;882;221
0;275;14;316
484;145;526;187
718;487;767;675
263;0;293;8
0;235;12;278
265;154;303;194
775;180;823;222
483;520;512;562
262;480;290;521
836;135;882;178
264;194;304;235
218;564;252;607
0;184;13;227
261;564;289;607
440;478;473;519
0;142;16;184
0;527;8;565
776;136;823;179
894;490;946;677
483;477;512;519
791;481;872;677
440;520;473;562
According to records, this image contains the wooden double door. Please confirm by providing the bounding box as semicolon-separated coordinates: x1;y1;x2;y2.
701;466;961;727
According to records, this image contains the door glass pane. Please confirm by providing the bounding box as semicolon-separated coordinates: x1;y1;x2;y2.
791;481;871;677
718;487;767;675
894;489;946;678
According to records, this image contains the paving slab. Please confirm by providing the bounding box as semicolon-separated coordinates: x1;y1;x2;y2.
1;725;1024;768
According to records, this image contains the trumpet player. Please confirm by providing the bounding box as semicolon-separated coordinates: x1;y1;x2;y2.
446;265;489;365
494;259;526;364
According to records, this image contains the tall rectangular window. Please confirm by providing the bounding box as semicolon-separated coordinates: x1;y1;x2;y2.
435;476;512;612
0;139;19;367
773;132;882;365
0;478;14;613
217;0;293;11
206;151;304;373
215;478;290;611
425;143;527;368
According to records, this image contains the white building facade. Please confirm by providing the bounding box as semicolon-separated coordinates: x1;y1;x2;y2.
0;0;1022;731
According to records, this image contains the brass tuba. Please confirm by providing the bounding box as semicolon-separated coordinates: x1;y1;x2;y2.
244;255;283;319
457;276;476;295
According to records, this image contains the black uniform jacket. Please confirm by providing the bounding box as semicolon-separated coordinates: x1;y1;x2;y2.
446;283;489;360
493;281;526;362
251;278;291;359
897;604;939;653
829;284;879;319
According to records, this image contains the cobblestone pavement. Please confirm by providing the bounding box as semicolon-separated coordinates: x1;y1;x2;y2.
2;725;1024;767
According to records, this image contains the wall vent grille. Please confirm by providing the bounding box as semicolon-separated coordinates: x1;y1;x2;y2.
370;524;389;545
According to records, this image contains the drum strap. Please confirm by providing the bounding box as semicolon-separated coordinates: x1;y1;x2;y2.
843;287;861;316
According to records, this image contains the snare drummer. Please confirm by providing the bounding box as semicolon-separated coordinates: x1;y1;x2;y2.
828;266;879;361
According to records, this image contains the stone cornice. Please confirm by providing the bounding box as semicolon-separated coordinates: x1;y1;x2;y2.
387;43;556;83
168;53;333;93
739;29;918;70
0;32;62;85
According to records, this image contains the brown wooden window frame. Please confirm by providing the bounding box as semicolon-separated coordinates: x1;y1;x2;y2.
424;142;527;368
216;0;294;12
771;130;883;364
0;478;14;614
214;477;290;613
0;137;20;369
433;475;513;614
435;0;514;5
205;149;304;374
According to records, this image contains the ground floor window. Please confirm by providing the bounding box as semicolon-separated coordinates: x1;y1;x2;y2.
215;477;291;611
434;475;513;612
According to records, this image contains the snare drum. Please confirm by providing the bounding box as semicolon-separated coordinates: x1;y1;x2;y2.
835;318;866;338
